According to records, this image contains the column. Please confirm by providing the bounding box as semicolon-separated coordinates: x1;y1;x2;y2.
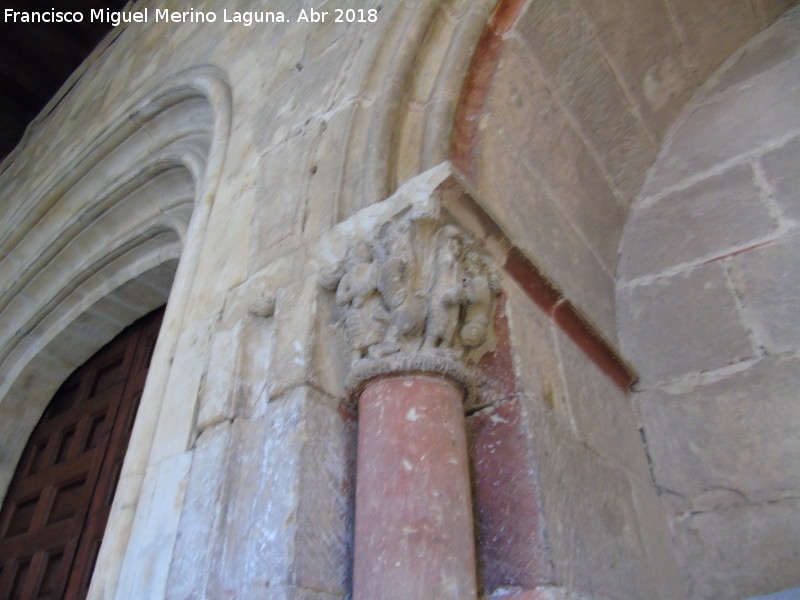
353;374;475;600
324;213;499;600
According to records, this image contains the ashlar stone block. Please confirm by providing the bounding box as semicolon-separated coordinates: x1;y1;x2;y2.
477;124;617;342
752;0;799;26
303;103;358;237
618;262;756;385
149;317;215;463
708;12;800;94
645;57;800;192
196;321;244;431
206;386;354;599
488;39;627;269
166;422;233;600
669;0;761;86
469;399;553;594
619;164;777;281
197;310;276;430
577;0;691;136
113;451;194;600
187;199;251;310
520;400;660;600
674;497;800;600
504;279;568;421
269;276;348;401
629;477;687;600
254;586;341;600
761;134;800;222
637;353;800;500
516;0;657;198
732;232;800;353
249;133;310;273
555;327;651;479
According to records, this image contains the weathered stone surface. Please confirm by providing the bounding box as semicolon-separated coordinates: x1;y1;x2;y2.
487;38;627;268
190;200;250;309
470;294;517;412
761;134;800;222
166;422;232;600
753;0;799;25
708;9;800;93
149;317;215;463
196;320;244;430
516;0;657;198
113;451;193;600
646;56;800;192
197;296;277;429
669;0;762;84
477;124;617;343
617;13;800;599
732;232;800;353
469;399;552;594
618;262;756;384
637;354;800;500
324;210;499;392
269;276;347;400
290;393;355;596
353;375;477;600
556;328;650;478
250;130;311;272
504;281;568;419
520;399;659;600
254;587;341;600
629;477;687;600
303;103;357;237
208;386;353;598
674;497;800;600
577;0;691;136
619;164;778;281
2;2;792;600
236;312;278;416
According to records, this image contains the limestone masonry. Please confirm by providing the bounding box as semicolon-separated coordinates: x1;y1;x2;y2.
0;1;798;599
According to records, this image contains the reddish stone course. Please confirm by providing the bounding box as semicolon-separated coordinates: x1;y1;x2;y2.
552;300;635;392
451;0;527;181
448;0;637;394
443;184;636;393
469;398;553;594
472;294;517;410
504;247;562;313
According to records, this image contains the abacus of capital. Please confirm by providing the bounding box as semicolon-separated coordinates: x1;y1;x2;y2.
323;208;499;600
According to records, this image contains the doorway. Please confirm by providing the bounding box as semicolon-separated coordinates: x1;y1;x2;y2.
0;308;163;599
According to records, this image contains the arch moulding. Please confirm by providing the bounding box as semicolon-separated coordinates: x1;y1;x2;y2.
0;65;232;522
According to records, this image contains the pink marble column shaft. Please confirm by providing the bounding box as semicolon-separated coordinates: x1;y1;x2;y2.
352;374;478;600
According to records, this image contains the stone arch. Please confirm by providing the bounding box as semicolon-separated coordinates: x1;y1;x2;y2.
337;0;494;218
616;8;800;598
0;65;231;503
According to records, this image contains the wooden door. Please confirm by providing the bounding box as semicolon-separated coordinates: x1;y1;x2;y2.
0;309;163;599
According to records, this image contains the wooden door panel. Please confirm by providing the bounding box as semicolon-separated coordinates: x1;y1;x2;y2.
0;308;163;600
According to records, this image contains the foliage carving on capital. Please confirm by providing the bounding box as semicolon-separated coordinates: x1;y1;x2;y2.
322;212;499;393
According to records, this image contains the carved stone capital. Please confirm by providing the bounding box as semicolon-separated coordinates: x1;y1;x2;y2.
323;210;500;402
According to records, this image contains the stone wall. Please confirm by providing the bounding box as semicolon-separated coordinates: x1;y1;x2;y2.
617;8;800;599
0;1;797;599
468;277;684;600
465;0;793;344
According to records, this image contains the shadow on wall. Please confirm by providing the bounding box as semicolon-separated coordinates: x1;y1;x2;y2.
617;7;800;600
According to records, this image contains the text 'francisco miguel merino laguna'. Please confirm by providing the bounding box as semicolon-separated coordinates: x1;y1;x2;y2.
4;7;379;26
